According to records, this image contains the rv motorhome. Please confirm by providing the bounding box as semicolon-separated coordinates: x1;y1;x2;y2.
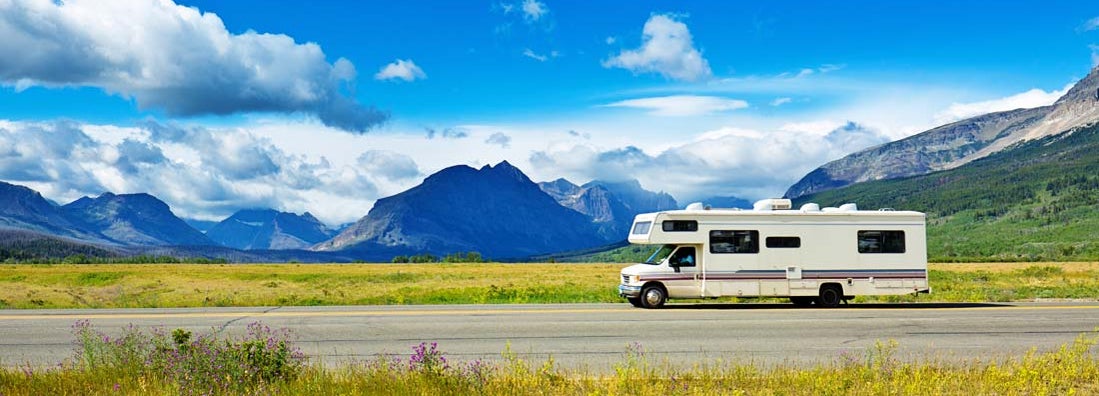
618;199;929;308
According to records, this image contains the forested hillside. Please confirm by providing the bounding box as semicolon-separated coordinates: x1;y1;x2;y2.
798;123;1099;261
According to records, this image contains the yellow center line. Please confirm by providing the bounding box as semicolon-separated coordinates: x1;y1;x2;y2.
0;304;1095;321
0;307;625;321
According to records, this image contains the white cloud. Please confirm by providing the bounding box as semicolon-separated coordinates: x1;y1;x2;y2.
770;97;793;106
1080;16;1099;32
356;150;421;181
0;0;386;133
603;14;712;82
529;121;890;201
521;0;548;22
485;132;512;148
0;119;441;225
523;49;548;62
374;59;427;82
934;85;1071;124
605;36;617;45
602;95;747;116
425;127;469;139
1091;44;1099;67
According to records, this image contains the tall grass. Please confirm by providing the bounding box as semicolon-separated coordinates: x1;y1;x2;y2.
1;263;1098;309
2;322;1098;395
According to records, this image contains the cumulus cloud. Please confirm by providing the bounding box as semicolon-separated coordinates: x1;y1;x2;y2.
522;48;558;62
521;0;548;22
0;120;425;225
425;127;469;139
602;95;748;116
934;85;1071;124
374;59;427;82
530;121;890;201
356;150;421;181
1080;16;1099;32
0;0;387;133
485;132;512;148
603;14;712;82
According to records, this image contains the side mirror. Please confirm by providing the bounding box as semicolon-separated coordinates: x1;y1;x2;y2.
669;260;681;272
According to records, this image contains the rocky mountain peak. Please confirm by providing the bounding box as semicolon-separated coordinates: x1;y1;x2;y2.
482;160;531;184
1053;65;1099;106
314;161;606;259
786;65;1099;199
207;208;335;250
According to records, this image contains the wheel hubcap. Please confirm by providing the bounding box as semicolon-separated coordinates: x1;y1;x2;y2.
644;289;662;305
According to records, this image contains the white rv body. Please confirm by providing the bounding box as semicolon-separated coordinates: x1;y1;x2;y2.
618;199;929;308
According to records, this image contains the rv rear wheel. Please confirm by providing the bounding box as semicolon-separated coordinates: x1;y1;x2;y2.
817;284;843;308
640;285;666;309
627;297;643;308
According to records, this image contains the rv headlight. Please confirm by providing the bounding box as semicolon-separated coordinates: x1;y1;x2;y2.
629;275;640;284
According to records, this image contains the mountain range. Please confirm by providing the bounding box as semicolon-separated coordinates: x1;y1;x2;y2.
8;64;1097;263
785;65;1099;199
63;193;214;246
0;162;687;261
538;178;677;240
789;65;1099;261
313;161;619;259
206;209;335;250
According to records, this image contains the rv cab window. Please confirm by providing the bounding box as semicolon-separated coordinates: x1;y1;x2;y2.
644;244;676;265
669;247;696;267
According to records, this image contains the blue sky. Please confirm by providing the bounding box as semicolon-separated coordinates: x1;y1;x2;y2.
2;0;1099;224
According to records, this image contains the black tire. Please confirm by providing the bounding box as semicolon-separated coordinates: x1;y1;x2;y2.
640;285;667;309
627;297;643;308
817;284;843;308
790;296;814;307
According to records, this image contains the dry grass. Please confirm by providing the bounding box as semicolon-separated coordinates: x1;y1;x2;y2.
0;262;1096;309
931;261;1099;272
0;263;622;309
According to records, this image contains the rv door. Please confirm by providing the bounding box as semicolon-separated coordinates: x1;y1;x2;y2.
666;246;705;298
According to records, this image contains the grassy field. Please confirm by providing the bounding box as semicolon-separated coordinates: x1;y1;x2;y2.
2;320;1097;395
0;262;1097;309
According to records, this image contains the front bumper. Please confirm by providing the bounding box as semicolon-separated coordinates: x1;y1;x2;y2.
618;284;641;298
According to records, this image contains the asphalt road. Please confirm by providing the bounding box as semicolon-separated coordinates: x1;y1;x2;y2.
2;302;1098;371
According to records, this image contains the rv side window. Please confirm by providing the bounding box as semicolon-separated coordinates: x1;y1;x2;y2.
857;230;906;253
631;222;652;235
710;230;759;254
662;220;698;232
766;236;801;248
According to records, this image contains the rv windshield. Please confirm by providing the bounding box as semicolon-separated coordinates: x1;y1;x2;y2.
643;244;677;265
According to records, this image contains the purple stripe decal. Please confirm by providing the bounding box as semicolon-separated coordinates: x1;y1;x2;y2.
639;270;926;282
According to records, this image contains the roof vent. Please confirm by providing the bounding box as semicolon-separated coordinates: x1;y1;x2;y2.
685;202;705;211
753;198;792;211
839;203;858;212
800;203;821;212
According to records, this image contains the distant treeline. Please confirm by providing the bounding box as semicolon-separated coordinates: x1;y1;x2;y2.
5;254;229;265
389;252;486;263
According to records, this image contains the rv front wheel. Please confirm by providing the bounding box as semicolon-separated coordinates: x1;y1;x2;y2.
817;284;843;308
640;285;666;309
627;297;643;308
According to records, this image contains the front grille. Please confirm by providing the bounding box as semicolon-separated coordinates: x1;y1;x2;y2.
622;274;630;284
